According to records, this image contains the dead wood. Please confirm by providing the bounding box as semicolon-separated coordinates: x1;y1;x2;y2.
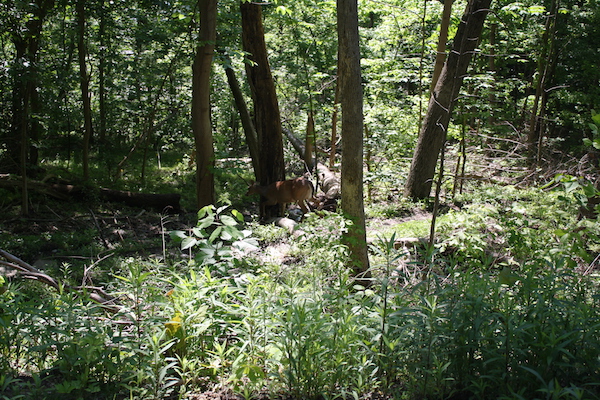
316;163;341;199
0;249;121;313
0;174;180;212
99;188;180;212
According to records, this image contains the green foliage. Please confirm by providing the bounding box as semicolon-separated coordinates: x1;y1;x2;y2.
170;205;259;272
3;189;600;399
583;109;600;150
436;183;599;271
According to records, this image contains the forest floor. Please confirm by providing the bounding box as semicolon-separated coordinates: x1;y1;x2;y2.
0;195;433;276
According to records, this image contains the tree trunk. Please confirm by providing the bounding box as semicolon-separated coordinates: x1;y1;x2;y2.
330;81;340;169
404;0;492;200
304;112;315;170
6;0;55;214
526;0;558;163
77;0;94;180
192;0;217;209
430;0;454;94
98;0;109;145
241;1;286;218
223;57;260;178
338;0;371;284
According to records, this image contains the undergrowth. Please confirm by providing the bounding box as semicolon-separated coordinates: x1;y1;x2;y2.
1;182;599;399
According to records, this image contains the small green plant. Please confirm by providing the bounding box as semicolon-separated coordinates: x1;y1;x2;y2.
582;109;600;150
170;205;258;272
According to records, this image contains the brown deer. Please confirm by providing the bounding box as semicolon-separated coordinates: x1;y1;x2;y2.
246;177;315;218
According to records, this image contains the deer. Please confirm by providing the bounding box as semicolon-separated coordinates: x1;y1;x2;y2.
246;177;315;218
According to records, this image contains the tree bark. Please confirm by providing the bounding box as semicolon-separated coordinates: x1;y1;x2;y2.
77;0;94;180
330;82;340;169
192;0;217;209
404;0;492;200
304;112;315;171
223;57;260;178
241;1;286;218
430;0;454;94
338;0;371;284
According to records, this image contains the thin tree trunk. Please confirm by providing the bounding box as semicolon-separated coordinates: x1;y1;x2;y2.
8;0;55;213
487;22;497;130
527;0;559;163
98;0;109;145
241;1;286;218
20;83;30;215
223;57;259;177
338;0;371;284
6;0;54;175
330;81;340;169
304;112;315;170
430;0;454;94
77;0;94;180
365;124;373;201
404;0;492;200
418;0;428;129
192;0;217;209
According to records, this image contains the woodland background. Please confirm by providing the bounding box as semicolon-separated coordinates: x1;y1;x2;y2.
0;0;600;399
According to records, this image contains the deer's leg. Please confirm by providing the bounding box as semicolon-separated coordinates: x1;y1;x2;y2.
298;200;309;214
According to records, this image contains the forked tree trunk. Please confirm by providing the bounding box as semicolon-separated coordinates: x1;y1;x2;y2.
192;0;217;209
404;0;492;200
241;1;286;218
338;0;371;284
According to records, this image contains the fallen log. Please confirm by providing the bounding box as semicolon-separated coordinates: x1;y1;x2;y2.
0;174;180;213
99;188;180;213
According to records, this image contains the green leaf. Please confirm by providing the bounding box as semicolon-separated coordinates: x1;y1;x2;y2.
563;180;580;193
221;229;233;241
220;215;238;226
275;5;292;16
591;110;600;126
181;237;198;250
528;5;546;14
216;204;230;215
554;229;567;237
498;267;519;286
209;226;222;243
169;230;187;242
231;209;244;222
197;216;215;230
197;205;215;220
192;227;205;238
234;238;259;252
